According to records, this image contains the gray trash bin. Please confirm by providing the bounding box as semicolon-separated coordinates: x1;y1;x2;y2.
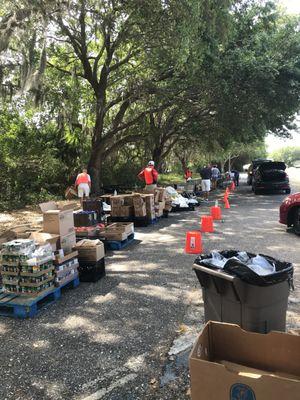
193;263;291;333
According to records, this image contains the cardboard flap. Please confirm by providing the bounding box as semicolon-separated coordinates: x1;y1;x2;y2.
30;232;60;243
59;203;77;211
39;201;58;212
219;360;300;382
208;322;300;376
75;239;102;247
39;201;76;213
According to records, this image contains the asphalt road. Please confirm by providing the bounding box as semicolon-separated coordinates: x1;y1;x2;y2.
0;172;299;400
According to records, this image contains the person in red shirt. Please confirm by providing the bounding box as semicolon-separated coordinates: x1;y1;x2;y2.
184;168;193;182
138;161;159;189
75;168;91;204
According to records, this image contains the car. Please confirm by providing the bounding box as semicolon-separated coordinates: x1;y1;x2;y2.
247;159;272;185
252;161;290;195
279;192;300;235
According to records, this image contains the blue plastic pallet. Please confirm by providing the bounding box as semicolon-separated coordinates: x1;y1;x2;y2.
105;233;135;251
0;276;80;319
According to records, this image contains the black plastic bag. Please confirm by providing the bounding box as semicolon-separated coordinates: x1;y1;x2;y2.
195;250;293;287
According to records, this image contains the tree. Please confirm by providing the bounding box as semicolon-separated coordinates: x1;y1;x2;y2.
270;146;300;166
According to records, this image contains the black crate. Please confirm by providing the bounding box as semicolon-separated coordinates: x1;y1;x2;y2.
74;211;98;227
82;199;103;220
78;258;105;283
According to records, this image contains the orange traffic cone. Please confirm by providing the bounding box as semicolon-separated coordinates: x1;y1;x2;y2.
201;215;214;233
230;181;235;191
185;231;203;254
211;206;222;220
224;197;230;209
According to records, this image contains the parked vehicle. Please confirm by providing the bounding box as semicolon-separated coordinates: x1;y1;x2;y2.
247;159;272;185
252;161;290;195
279;192;300;235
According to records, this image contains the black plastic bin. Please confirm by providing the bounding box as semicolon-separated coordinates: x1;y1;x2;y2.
193;252;293;333
78;258;105;282
74;211;98;227
82;199;103;221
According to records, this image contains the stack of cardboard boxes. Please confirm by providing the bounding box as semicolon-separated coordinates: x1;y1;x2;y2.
38;201;79;286
0;239;55;296
74;239;105;282
109;190;167;220
39;202;77;255
110;195;134;218
132;195;147;217
143;187;167;218
53;251;79;287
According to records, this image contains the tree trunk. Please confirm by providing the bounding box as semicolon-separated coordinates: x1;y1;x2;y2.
220;161;225;173
152;146;164;172
87;149;103;195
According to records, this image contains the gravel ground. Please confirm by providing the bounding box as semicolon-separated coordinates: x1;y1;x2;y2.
0;173;299;400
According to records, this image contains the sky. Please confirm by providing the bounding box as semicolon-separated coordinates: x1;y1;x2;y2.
265;1;300;153
279;0;300;14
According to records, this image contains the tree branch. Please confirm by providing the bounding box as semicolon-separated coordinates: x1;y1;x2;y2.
46;61;85;78
109;50;138;72
102;134;143;158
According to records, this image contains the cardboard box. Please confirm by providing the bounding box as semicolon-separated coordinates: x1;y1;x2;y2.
190;321;300;400
101;231;127;241
40;201;76;236
108;222;134;235
111;205;134;217
155;201;165;217
30;232;60;251
155;187;166;202
54;250;78;265
123;195;134;206
98;223;133;241
133;195;147;217
134;204;146;217
60;232;76;254
74;239;105;262
141;194;155;219
110;196;124;207
164;196;173;211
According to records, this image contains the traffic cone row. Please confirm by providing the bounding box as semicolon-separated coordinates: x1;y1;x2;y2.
185;184;234;254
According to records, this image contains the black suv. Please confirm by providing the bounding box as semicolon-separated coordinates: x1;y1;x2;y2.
247;159;272;185
252;161;291;195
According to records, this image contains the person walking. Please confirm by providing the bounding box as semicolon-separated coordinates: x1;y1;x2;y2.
211;165;220;190
138;161;159;189
231;169;240;186
75;168;91;204
200;164;212;201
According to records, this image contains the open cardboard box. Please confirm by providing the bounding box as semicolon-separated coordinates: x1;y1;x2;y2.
73;239;105;262
30;232;60;251
39;201;76;236
189;321;300;400
106;222;134;235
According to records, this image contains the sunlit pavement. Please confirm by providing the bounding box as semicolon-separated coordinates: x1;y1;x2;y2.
0;174;299;400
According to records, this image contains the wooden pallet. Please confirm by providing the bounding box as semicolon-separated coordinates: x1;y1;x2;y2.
104;233;135;251
110;216;158;227
0;276;80;319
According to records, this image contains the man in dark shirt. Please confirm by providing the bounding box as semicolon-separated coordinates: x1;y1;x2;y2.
200;164;212;201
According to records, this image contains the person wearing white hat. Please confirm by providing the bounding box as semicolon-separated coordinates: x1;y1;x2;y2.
138;161;159;189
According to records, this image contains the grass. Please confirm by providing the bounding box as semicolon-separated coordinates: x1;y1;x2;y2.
159;172;200;186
